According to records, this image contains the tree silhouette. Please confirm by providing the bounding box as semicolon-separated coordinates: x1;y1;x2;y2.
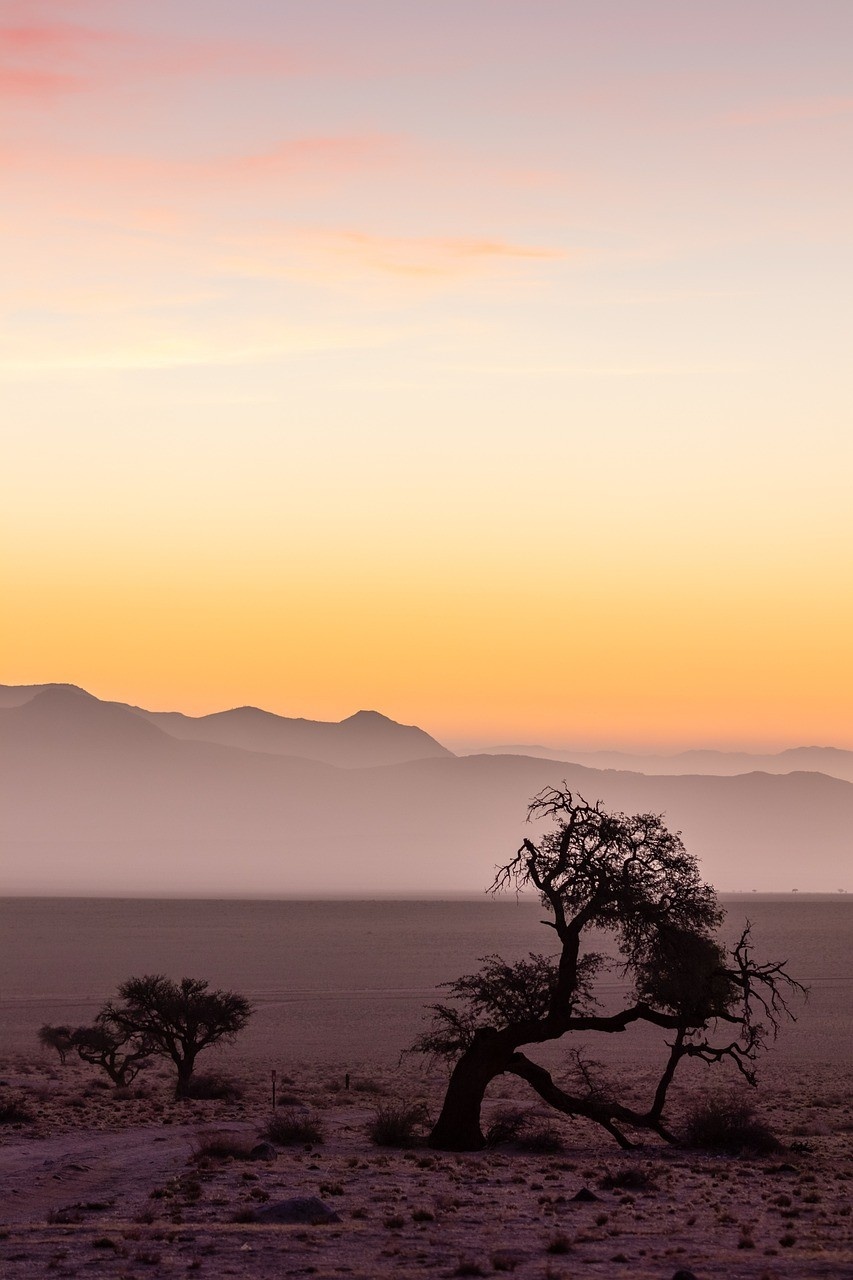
69;1019;153;1087
38;1024;74;1066
417;788;803;1151
101;975;252;1098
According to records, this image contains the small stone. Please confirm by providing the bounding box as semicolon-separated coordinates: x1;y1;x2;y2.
252;1197;341;1225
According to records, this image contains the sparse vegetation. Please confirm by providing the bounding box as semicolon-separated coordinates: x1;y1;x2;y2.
484;1107;527;1147
599;1165;658;1191
368;1099;430;1147
0;1094;35;1124
190;1132;256;1161
517;1122;565;1154
265;1107;324;1145
183;1072;243;1101
683;1094;781;1154
100;975;252;1098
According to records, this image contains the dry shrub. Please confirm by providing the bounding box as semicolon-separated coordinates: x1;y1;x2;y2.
190;1131;255;1161
0;1095;35;1124
599;1166;658;1192
485;1107;527;1147
368;1100;429;1148
517;1123;564;1154
265;1107;324;1145
683;1093;781;1154
184;1072;243;1101
352;1077;385;1094
453;1262;487;1277
485;1107;563;1152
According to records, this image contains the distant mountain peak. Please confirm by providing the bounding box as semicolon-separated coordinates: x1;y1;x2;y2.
31;684;96;703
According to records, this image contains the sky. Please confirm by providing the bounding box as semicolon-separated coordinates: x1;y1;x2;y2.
2;0;852;751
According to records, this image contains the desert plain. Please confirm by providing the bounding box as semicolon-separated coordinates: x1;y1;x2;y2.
1;1050;851;1280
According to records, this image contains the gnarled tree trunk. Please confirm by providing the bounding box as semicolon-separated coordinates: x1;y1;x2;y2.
428;1030;512;1150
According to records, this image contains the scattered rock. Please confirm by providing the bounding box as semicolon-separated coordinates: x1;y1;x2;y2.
571;1187;600;1202
252;1196;341;1225
249;1142;277;1162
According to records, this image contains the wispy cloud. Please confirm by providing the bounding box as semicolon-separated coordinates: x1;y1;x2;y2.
0;65;79;96
0;20;111;95
219;228;566;286
0;133;399;198
0;13;315;101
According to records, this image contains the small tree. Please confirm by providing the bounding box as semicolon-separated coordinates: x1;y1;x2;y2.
38;1024;74;1066
417;788;803;1151
101;976;252;1098
70;1019;152;1087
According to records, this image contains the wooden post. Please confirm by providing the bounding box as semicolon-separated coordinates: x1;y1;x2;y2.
271;1069;277;1110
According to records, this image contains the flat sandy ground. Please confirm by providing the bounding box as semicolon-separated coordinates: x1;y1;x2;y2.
1;1052;851;1279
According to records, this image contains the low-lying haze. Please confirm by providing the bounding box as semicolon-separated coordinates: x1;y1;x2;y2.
2;684;850;896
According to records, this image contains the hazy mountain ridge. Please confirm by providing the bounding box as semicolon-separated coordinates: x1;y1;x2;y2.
461;743;853;785
2;686;851;895
0;684;451;769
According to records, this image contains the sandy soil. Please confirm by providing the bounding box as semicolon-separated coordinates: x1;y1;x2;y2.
1;1053;851;1278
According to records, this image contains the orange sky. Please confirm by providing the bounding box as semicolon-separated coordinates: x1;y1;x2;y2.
2;1;852;750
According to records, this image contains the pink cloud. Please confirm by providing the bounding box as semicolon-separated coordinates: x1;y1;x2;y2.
319;231;564;276
0;19;117;98
0;133;399;193
198;136;400;182
0;65;80;96
0;14;316;102
217;227;567;288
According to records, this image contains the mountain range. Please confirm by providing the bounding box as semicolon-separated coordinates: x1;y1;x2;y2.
459;742;853;785
1;684;850;895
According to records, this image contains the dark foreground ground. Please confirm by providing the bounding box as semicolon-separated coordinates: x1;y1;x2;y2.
1;1054;851;1279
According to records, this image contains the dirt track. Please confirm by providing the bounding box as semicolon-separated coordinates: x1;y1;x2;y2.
0;1123;239;1225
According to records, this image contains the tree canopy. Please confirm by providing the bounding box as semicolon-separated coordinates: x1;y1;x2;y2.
102;975;252;1098
417;787;803;1151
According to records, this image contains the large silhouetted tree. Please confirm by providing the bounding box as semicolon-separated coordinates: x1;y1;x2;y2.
101;976;252;1098
416;788;802;1151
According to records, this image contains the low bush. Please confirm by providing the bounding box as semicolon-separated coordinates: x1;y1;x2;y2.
599;1166;657;1191
368;1100;429;1148
516;1124;564;1154
265;1107;324;1145
683;1093;781;1154
485;1108;527;1148
190;1131;255;1161
0;1095;35;1124
184;1073;243;1101
352;1077;385;1095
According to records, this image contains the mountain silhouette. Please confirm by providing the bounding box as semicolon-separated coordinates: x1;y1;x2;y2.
463;743;853;785
0;684;451;769
135;702;452;768
1;686;850;896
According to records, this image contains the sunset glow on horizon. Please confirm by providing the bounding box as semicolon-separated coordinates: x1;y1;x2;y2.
3;1;852;751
